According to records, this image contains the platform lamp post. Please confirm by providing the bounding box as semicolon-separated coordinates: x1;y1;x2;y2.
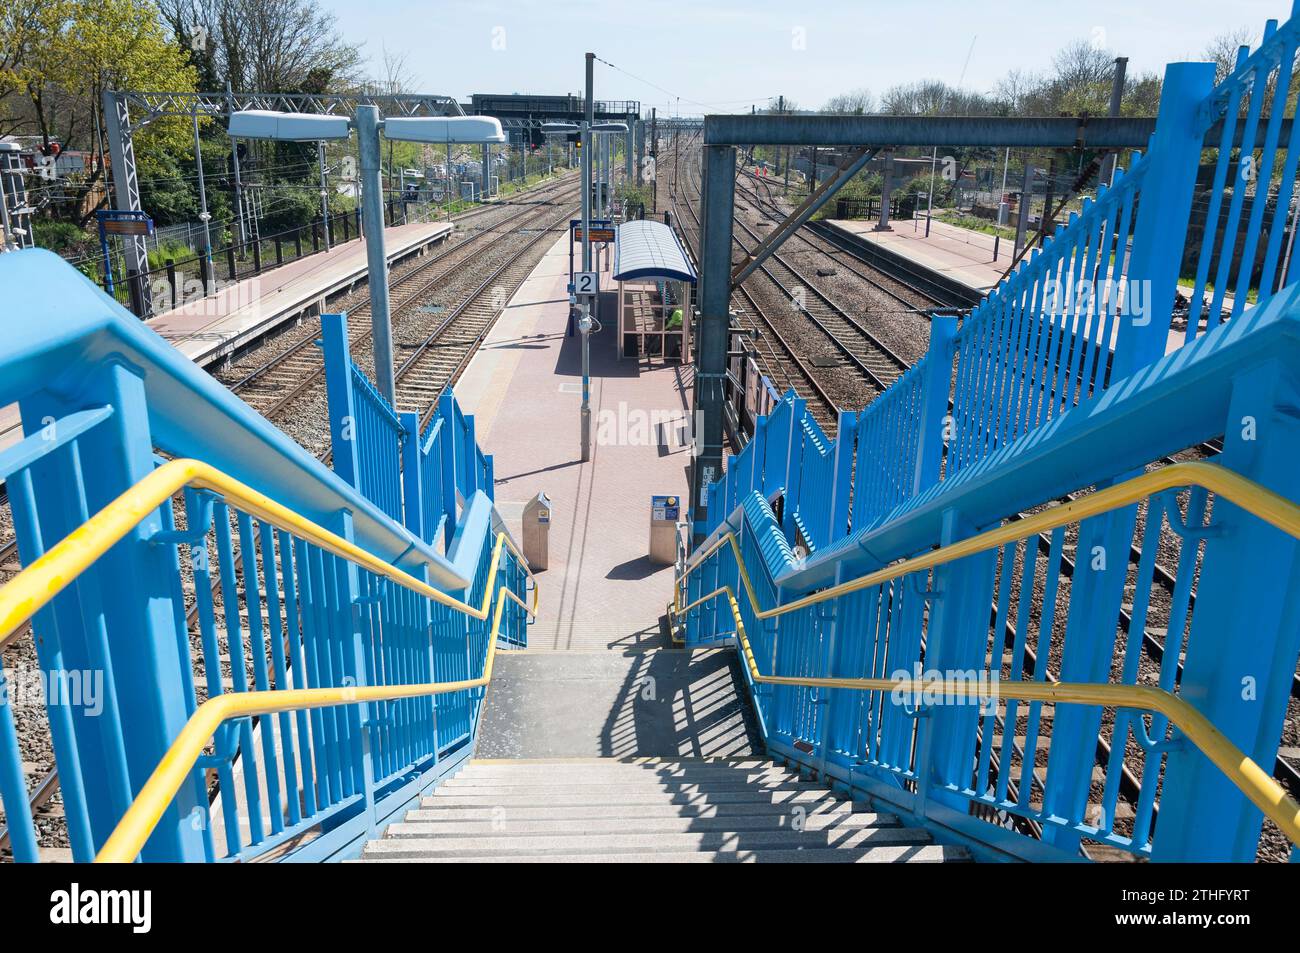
228;109;504;407
541;119;626;462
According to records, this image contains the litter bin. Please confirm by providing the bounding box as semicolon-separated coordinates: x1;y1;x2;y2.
523;492;553;571
649;494;681;565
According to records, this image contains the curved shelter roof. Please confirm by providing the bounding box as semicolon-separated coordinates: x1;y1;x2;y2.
613;220;697;283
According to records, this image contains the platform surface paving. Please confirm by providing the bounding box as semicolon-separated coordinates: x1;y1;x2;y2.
455;231;692;652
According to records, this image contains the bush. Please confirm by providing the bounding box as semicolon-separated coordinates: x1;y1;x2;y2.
33;219;96;258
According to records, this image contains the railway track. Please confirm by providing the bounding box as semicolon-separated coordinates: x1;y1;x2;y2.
226;175;580;425
668;135;940;435
666;137;839;432
737;167;964;314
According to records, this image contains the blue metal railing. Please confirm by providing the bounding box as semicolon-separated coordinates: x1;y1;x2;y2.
686;9;1300;861
1189;13;1300;336
0;250;528;862
321;311;495;544
682;238;1300;863
948;159;1145;477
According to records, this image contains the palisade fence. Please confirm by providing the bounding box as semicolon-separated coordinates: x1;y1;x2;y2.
320;312;493;550
687;7;1300;862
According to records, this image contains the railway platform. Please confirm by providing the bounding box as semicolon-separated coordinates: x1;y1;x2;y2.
149;218;453;369
824;215;1010;299
0;220;455;460
454;228;693;652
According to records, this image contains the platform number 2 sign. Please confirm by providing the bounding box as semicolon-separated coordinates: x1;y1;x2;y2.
575;271;599;296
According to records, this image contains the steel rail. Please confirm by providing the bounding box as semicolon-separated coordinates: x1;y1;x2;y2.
736;167;953;312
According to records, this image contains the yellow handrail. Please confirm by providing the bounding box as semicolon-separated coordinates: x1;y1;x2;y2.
97;582;532;863
671;461;1300;847
0;455;538;862
0;458;538;646
677;461;1300;623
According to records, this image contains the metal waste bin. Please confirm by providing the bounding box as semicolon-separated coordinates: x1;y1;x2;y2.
649;494;680;565
523;492;552;571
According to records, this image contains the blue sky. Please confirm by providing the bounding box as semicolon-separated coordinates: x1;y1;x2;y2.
323;0;1289;112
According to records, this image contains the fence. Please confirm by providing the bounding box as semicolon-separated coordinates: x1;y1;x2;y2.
684;6;1300;862
321;312;494;550
0;250;528;863
680;276;1300;858
702;7;1300;538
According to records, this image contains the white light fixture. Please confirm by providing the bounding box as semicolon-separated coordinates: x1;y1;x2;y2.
384;116;506;144
227;110;351;141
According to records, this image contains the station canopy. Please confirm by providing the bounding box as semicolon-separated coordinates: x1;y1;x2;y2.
613;220;697;283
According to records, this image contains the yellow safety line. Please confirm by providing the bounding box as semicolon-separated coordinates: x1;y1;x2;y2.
670;460;1300;847
0;457;539;646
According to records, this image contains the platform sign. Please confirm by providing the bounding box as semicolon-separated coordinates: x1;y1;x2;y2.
574;271;599;296
97;209;154;237
95;209;155;297
573;226;615;242
570;218;614;243
568;218;615;292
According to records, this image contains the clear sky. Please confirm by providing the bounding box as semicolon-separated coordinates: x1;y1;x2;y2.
322;0;1289;113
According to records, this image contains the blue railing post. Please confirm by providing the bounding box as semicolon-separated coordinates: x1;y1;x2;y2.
1039;500;1139;851
1153;362;1300;860
827;410;857;544
913;315;958;496
320;312;360;488
1111;61;1216;381
464;413;479;497
748;414;767;497
11;364;207;861
400;411;424;540
336;510;380;839
918;507;994;816
438;390;460;548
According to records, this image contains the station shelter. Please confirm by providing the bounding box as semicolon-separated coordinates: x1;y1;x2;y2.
612;219;697;362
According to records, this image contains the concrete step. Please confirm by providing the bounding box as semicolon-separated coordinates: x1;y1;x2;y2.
359;753;968;863
361;825;937;859
404;800;874;822
456;762;801;780
433;779;832;798
464;757;782;769
423;788;852;809
389;811;899;836
357;844;969;863
446;772;806;789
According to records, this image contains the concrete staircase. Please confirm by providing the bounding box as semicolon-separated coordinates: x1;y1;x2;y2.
358;758;969;863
